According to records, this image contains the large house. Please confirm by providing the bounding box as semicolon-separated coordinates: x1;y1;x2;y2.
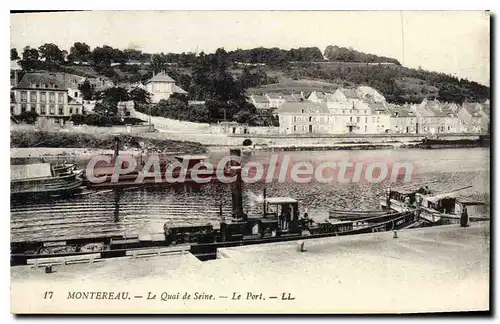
11;73;84;124
145;71;187;103
277;101;330;134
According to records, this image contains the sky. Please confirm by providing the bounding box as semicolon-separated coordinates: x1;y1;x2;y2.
10;11;490;85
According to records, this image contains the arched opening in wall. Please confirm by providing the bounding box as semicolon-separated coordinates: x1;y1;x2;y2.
242;139;253;146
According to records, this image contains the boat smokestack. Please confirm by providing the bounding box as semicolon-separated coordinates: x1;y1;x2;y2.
229;149;244;220
114;136;120;158
263;188;267;215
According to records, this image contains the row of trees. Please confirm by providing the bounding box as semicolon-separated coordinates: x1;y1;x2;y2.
323;45;401;65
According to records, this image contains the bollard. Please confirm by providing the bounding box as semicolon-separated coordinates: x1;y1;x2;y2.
393;230;398;239
297;241;306;252
460;207;469;227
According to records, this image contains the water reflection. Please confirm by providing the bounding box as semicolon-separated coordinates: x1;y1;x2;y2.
10;148;490;242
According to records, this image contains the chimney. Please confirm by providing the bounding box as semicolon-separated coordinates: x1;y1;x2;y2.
229;149;244;220
113;136;120;158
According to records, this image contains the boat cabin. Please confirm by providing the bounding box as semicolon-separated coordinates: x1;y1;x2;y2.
263;197;300;233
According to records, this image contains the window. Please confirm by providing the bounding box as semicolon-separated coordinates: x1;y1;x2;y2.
40;104;46;115
293;125;296;132
21;91;27;102
49;93;55;103
41;92;46;102
49;104;55;115
21;104;26;113
365;117;368;123
30;92;36;102
74;92;78;98
58;106;64;115
10;106;14;114
350;116;353;122
58;93;64;104
309;116;312;122
69;107;73;115
293;116;297;123
377;117;380;123
372;117;376;122
357;117;360;122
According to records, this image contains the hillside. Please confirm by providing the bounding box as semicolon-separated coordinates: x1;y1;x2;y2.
15;43;489;105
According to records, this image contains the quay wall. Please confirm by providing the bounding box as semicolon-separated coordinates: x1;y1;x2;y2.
223;133;484;147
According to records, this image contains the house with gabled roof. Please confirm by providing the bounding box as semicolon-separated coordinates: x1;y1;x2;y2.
307;91;327;103
411;98;461;134
457;102;488;133
249;94;271;110
145;70;187;103
330;87;360;103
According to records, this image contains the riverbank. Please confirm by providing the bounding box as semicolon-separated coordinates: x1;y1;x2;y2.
10;131;207;158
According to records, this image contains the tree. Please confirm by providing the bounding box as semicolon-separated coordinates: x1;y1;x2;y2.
151;53;167;73
78;80;96;100
19;111;39;124
91;45;116;70
10;48;19;60
69;42;91;62
38;43;65;65
129;88;151;104
19;46;40;71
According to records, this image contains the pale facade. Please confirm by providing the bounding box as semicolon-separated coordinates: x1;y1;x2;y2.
389;109;417;134
11;73;83;124
145;71;187;103
457;103;488;133
278;102;330;134
265;93;286;108
411;99;461;134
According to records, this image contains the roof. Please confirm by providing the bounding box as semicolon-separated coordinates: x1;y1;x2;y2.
309;91;326;99
266;93;283;99
10;60;22;71
368;103;389;113
146;71;175;84
389;108;415;118
12;73;67;91
337;88;359;99
173;85;187;94
277;101;329;114
251;94;269;103
265;197;298;204
462;102;483;116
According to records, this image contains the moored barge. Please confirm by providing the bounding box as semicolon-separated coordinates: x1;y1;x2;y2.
11;162;84;200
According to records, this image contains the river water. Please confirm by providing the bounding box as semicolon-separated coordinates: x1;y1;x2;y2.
10;148;490;242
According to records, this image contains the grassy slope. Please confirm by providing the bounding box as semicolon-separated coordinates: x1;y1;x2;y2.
10;131;206;153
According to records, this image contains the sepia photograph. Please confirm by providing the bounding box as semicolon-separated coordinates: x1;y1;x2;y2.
8;9;491;314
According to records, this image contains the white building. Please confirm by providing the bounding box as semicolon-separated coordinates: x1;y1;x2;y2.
145;71;187;103
277;101;330;134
